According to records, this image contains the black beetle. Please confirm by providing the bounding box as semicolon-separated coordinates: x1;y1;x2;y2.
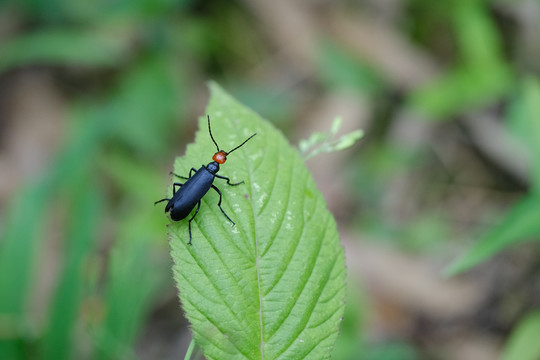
155;115;256;244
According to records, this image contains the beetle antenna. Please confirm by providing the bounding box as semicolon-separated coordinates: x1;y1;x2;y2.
207;115;220;152
227;133;257;154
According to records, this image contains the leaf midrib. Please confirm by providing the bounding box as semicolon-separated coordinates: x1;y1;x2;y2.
225;116;266;360
243;122;307;360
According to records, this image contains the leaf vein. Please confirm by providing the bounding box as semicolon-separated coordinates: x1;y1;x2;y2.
271;215;332;356
184;241;257;354
262;170;309;296
259;153;296;258
299;330;336;360
187;300;249;358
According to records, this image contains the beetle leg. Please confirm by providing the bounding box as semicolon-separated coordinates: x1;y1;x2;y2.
187;201;201;245
215;174;244;186
211;184;235;226
155;183;182;206
170;167;197;180
154;198;170;205
170;172;189;180
173;182;183;193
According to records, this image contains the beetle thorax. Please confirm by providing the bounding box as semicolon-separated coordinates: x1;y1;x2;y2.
206;161;220;174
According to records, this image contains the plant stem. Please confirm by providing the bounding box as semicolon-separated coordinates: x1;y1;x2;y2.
184;338;196;360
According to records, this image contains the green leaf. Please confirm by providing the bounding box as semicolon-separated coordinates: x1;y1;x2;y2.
317;41;382;94
42;183;102;360
407;0;513;119
0;182;52;360
453;0;503;66
445;195;540;276
330;130;365;152
299;132;328;154
501;311;540;360
444;78;540;276
408;63;512;119
0;29;130;73
167;83;346;359
110;55;183;155
299;117;363;160
506;78;540;191
330;117;342;136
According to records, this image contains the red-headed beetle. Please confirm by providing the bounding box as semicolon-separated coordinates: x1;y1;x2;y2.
155;115;256;244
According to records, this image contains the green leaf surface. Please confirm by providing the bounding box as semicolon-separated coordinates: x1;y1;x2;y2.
445;195;540;276
167;83;346;360
501;311;540;360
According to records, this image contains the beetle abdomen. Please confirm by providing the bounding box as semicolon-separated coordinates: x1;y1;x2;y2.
167;166;214;221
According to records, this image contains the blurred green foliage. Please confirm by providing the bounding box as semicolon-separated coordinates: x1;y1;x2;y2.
0;0;188;358
408;0;513;118
446;79;540;275
501;311;540;360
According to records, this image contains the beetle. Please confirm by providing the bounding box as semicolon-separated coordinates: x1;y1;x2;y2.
155;115;256;245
